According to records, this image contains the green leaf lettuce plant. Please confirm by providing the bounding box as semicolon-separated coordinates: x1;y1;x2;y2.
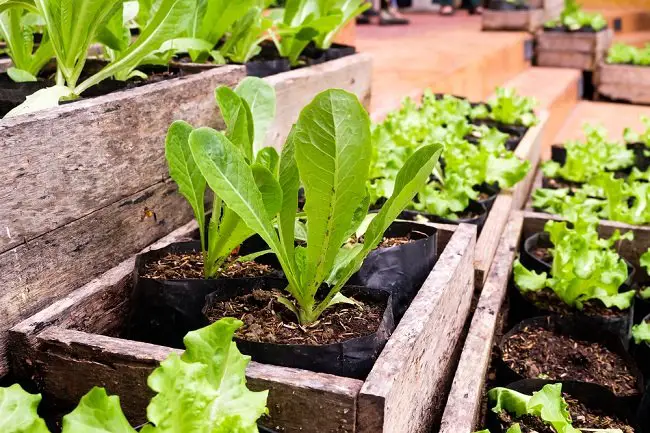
166;77;277;278
514;216;635;310
545;0;606;31
0;318;268;433
471;87;539;128
187;88;443;324
2;0;195;117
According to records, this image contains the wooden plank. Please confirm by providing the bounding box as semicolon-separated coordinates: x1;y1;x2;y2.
439;212;524;433
596;62;650;104
357;224;477;433
474;110;547;287
0;180;196;376
263;53;373;151
536;50;600;70
482;9;545;32
475;194;513;288
0;57;10;73
0;66;243;255
537;29;613;52
511;110;549;210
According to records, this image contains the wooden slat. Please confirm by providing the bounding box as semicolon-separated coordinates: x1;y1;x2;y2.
357;224;477;433
263;53;373;151
439;212;524;433
482;9;545;32
0;66;243;255
537;29;613;52
475;194;513;287
511;110;549;209
536;51;600;70
596;62;650;104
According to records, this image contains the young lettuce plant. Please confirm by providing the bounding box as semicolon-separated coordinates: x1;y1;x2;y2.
0;4;53;82
545;0;606;31
312;0;369;50
471;87;539;127
624;115;650;149
220;2;274;64
188;89;443;324
3;0;194;117
632;320;650;344
0;318;268;433
639;249;650;300
514;217;635;310
166;77;277;278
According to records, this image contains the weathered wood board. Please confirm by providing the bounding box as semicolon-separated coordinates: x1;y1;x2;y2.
596;62;650;104
263;53;373;151
473;110;548;287
482;9;545;32
356;224;476;433
439;212;524;433
536;29;613;70
10;219;476;433
0;57;10;73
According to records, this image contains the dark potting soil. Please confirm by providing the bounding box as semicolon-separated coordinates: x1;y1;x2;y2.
502;325;637;396
532;246;552;264
523;288;628;319
497;395;634;432
141;251;273;280
204;289;383;346
377;236;411;248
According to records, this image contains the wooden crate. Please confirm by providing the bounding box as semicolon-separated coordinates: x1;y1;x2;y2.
482;9;545;33
596;61;650;105
473;110;548;287
439;208;648;433
536;29;614;71
0;54;374;378
9;219;476;433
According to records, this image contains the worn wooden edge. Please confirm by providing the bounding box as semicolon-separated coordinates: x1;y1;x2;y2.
595;62;650;103
474;110;547;287
536;50;600;70
482;9;545;32
475;194;514;288
439;212;524;433
263;52;373;151
536;28;612;53
0;65;243;127
0;57;11;73
357;223;477;433
511;110;549;210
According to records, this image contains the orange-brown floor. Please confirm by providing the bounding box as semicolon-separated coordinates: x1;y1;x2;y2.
356;12;531;117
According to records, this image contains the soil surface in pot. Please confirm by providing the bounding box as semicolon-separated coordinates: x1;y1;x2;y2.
204;289;383;345
497;395;634;432
502;325;637;396
377;236;411;248
532;246;552;264
523;288;629;319
141;251;273;280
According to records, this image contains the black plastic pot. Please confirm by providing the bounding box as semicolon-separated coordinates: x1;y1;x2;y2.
476;182;500;212
324;43;356;62
521;232;637;288
488;0;531;10
472;118;529;141
202;278;395;379
628;142;650;171
127;241;278;348
497;315;644;404
349;221;438;321
639;384;650;433
399;200;489;233
486;379;638;433
245;59;291;78
632;314;650;389
0;74;54;117
258;426;278;433
509;276;636;343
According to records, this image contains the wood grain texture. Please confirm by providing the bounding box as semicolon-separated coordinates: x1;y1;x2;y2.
439;212;524;433
263;53;373;151
536;51;600;70
9;220;363;432
0;65;244;255
0;180;197;376
482;9;545;32
537;29;613;52
511;110;549;210
475;194;513;288
357;224;477;433
596;62;650;103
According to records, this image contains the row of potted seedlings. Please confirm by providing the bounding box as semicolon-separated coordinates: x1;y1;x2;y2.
3;79;470;432
0;0;367;118
437;206;650;433
532;120;650;227
370;88;536;230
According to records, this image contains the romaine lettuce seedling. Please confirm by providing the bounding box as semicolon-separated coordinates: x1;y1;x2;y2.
514;216;635;310
0;318;267;433
471;87;538;127
166;77;277;279
189;89;443;324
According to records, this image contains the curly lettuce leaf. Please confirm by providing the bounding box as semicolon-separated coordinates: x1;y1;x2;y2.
513;260;548;291
0;384;49;433
632;321;650;344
